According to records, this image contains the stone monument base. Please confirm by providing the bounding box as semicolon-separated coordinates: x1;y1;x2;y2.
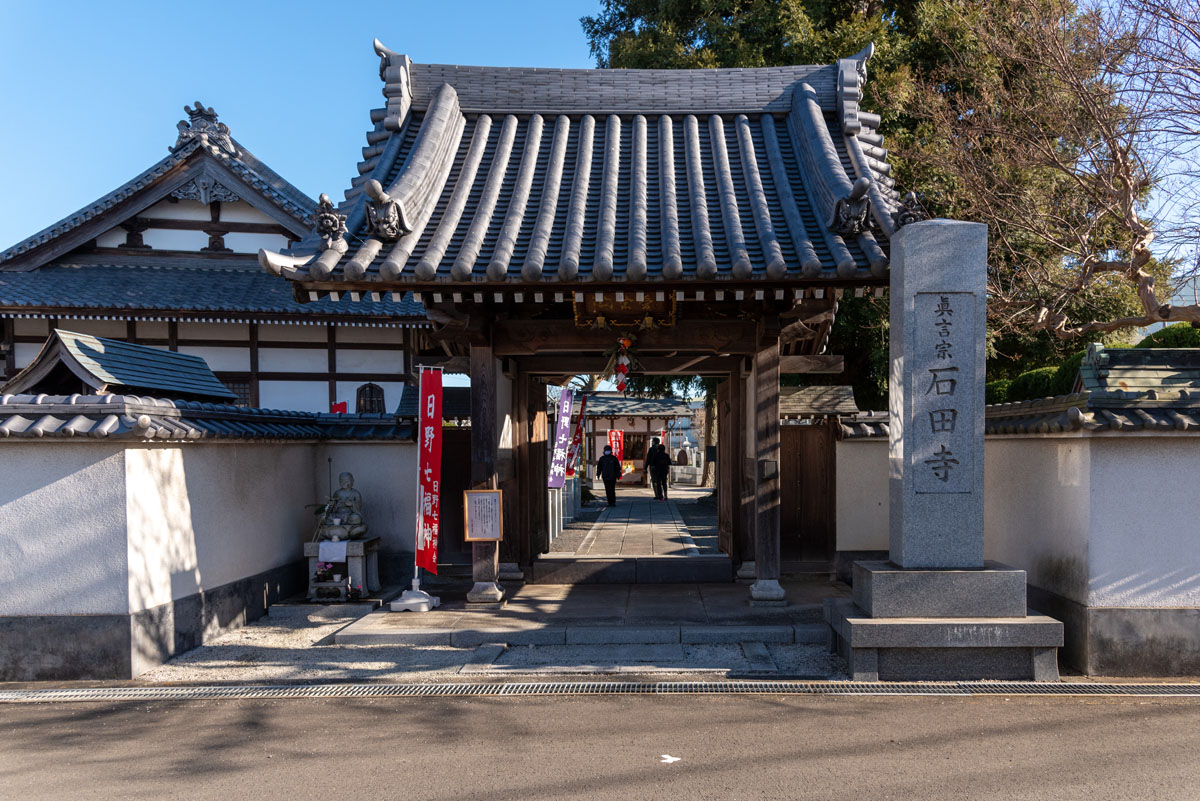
825;560;1063;682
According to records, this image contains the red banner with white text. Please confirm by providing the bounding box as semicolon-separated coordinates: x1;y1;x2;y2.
416;369;442;574
565;394;588;477
607;429;624;462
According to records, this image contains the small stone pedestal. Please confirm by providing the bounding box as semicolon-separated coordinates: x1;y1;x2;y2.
304;537;381;601
825;562;1062;681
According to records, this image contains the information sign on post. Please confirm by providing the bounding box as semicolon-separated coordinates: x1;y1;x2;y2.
463;489;504;542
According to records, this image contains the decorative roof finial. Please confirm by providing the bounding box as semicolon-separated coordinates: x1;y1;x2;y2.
314;193;348;254
363;179;412;241
172;101;236;156
891;191;930;230
829;177;873;236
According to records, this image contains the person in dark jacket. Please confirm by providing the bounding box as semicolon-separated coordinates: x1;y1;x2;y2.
596;445;622;507
648;438;671;501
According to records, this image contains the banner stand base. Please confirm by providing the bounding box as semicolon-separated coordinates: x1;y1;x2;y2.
390;580;441;613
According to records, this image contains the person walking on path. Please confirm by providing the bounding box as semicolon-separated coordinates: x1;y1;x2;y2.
596;445;621;507
649;438;671;501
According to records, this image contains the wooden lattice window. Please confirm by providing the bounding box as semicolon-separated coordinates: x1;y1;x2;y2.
223;380;252;407
356;382;386;413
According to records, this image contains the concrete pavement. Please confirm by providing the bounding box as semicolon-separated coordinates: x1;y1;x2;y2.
3;693;1198;800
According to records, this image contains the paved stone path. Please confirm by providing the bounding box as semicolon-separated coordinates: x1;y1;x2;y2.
572;487;704;556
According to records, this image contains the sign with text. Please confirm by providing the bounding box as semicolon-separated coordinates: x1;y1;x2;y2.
565;394;588;478
463;489;504;542
548;389;574;488
415;368;442;573
913;292;974;494
607;429;624;462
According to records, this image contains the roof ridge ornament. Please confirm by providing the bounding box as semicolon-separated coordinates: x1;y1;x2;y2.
829;176;872;236
172;101;237;156
891;191;930;229
363;178;412;242
314;193;348;253
837;43;875;136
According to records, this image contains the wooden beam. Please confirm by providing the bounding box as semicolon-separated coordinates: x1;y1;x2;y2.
492;319;758;356
752;339;784;599
515;355;741;375
779;355;844;374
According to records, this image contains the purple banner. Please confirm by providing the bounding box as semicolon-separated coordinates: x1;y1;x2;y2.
547;389;574;488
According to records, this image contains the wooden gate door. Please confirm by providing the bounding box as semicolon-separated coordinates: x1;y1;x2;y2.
780;422;836;562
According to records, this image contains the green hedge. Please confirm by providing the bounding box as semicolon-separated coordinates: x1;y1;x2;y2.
985;379;1012;405
1006;366;1059;402
1134;323;1200;349
1051;350;1087;396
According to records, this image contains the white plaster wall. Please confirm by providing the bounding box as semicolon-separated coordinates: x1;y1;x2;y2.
259;347;327;373
334;381;405;413
140;229;209;251
176;345;250;373
95;229;126;248
136;321;169;339
336;348;405;374
835;439;889;551
146;198;210;220
177;322;249;340
0;444;129;615
223;232;290;254
219;203;277;224
13;342;41;369
984;437;1092;605
1088;437;1200;607
259;324;326;343
315;442;418;556
58;319;127;339
258;381;328;412
13;319;48;337
124;444;316;612
337;327;401;345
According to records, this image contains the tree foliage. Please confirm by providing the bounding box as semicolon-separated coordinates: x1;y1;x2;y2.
581;0;1200;387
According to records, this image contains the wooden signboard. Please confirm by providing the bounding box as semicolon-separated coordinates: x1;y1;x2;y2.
573;294;675;328
463;489;504;542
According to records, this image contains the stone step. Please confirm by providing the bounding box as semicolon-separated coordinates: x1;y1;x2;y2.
529;555;734;584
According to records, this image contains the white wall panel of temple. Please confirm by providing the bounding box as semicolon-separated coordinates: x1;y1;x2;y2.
258;380;328;412
95;229;127;248
13;342;41;368
177;322;249;340
316;442;418;557
13;318;48;337
1088;437;1200;607
259;323;327;342
335;381;405;412
123;444;317;613
136;321;169;339
984;437;1093;606
58;319;128;338
177;345;250;372
259;346;328;373
146;198;210;220
336;348;405;374
834;439;889;552
336;327;403;344
140;229;210;251
218;203;278;224
0;444;129;616
223;232;291;253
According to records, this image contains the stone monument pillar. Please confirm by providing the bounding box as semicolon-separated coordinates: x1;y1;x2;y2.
825;219;1063;681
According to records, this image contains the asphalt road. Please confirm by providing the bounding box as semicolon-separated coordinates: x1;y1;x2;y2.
2;693;1197;800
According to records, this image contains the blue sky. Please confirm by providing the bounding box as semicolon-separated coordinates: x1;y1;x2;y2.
0;0;600;249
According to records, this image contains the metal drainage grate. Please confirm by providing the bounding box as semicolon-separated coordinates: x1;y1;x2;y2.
0;681;1198;703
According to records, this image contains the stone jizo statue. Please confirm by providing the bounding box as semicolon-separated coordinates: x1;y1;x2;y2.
317;472;368;540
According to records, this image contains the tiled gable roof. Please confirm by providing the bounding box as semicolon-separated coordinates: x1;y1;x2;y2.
261;44;913;293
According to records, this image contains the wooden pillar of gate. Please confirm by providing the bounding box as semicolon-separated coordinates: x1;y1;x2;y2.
750;336;785;603
734;360;757;578
467;340;503;604
512;368;549;567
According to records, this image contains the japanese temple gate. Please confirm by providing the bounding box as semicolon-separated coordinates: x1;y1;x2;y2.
261;41;926;603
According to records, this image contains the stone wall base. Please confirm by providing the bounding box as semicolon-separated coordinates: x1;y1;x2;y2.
824;597;1062;681
1027;584;1200;676
1;560;306;681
